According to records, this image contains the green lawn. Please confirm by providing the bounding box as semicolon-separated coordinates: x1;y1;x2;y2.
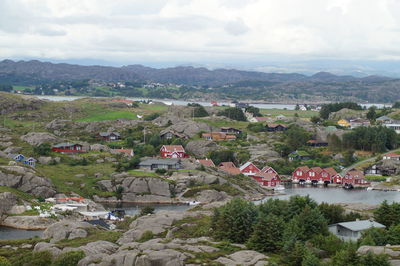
12;86;34;91
140;104;169;111
77;111;138;122
259;108;318;118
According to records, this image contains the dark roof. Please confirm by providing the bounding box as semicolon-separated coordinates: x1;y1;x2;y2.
330;220;385;232
85;219;110;229
99;132;120;137
53;142;81;148
139;158;181;166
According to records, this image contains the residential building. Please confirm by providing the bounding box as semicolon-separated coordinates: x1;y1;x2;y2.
160;130;187;140
202;132;236;141
240;162;261;176
112;149;134;157
261;166;278;175
252;172;281;187
52;143;85;153
220;127;242;135
328;220;385;241
138;158;181;170
376;116;394;124
349;119;370;129
337;119;350;128
292;166;310;183
160;145;187;158
197;159;215;168
383;153;400;160
342;170;370;186
288;151;311;161
266;123;287;132
98;132;120;141
218;162;241;175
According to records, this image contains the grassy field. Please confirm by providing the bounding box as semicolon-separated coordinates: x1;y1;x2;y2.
259;108;318;118
140;103;169;111
77;111;138;122
37;162;116;198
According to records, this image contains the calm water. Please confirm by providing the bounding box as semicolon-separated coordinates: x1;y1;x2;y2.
102;202;191;216
266;185;400;205
0;226;43;240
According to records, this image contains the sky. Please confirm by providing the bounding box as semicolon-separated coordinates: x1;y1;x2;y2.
1;0;400;75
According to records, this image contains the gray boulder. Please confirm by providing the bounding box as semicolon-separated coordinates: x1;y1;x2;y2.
195;189;229;203
215;250;269;266
90;144;110;152
185;140;221;158
135;249;186;266
79;240;119;256
42;221;94;243
0;192;17;216
20;132;61;146
34;242;62;257
1;216;56;230
0;166;56;197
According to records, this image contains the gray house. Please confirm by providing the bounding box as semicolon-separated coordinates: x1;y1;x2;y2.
138;158;181;170
328;220;385;241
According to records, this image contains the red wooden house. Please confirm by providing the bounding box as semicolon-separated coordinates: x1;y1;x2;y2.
292;166;310;183
342;170;369;186
261;166;278;175
160;145;188;158
305;167;324;183
240;162;261;176
219;162;241;175
52;143;85;153
332;174;343;184
260;173;281;187
197;159;216;168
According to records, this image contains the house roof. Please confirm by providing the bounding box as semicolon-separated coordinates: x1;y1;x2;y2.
345;170;365;179
139;158;180;166
220;166;241;175
295;166;310;172
309;167;323;173
324;167;338;176
267;123;287;128
384;153;400;158
161;145;185;152
255;172;278;181
99;132;120;137
240;162;260;172
377;116;392;121
219;162;236;168
197;159;215;167
255;117;269;122
53;142;81;148
331;220;385;232
289;150;310;157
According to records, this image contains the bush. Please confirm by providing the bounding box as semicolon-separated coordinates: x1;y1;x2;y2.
0;256;11;266
217;107;246;121
33;143;51;156
52;250;85;266
138;230;154;242
29;251;53;266
143;113;160;121
155;168;167;175
139;206;155;216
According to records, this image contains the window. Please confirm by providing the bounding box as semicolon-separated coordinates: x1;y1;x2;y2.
309;172;315;177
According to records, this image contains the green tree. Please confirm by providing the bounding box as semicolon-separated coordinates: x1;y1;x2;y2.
284;125;311;151
33;143;52;156
0;256;11;266
374;200;400;227
327;134;342;152
367;106;377;122
209;150;236;165
115;186;124;201
317;202;346;224
359;227;388;246
245;106;262;117
330;244;360;266
359;252;390;266
211;198;258;243
310;116;321;124
388;224;400;244
217;107;247;121
247;214;285;252
301;248;320;266
139;206;155;216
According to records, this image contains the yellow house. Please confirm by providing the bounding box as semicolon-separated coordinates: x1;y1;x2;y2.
337;119;350;127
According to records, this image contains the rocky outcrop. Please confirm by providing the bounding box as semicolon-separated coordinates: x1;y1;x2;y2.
357;245;400;265
0;92;45;114
42;220;95;243
118;211;199;243
1;216;57;230
195;189;229;203
0;192;17;216
214;250;269;265
96;174;175;202
0;166;56;197
20;132;61;146
185;140;221;158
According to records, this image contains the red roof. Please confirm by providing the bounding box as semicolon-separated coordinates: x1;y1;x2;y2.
296;166;310;172
113;149;134;156
385;153;400;158
220;166;242;175
267;123;287;128
345;170;365;179
198;159;215;167
219;162;236;168
309;167;323;174
255;117;269;122
161;145;185;152
324;167;337;176
254;172;278;181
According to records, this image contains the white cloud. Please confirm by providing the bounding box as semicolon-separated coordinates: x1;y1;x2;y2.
0;0;400;65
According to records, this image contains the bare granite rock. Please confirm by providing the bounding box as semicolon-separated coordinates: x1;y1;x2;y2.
20;132;61;146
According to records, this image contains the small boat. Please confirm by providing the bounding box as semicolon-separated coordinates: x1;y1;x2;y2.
366;187;373;191
274;185;285;191
187;201;201;206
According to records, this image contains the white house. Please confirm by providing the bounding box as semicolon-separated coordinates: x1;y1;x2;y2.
328;220;385;241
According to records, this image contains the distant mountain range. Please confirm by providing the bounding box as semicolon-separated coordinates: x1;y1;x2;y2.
0;59;399;103
0;59;395;86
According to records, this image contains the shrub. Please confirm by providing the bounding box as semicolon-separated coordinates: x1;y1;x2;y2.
0;256;11;266
52;250;85;266
139;206;155;216
155;168;167;175
138;230;154;242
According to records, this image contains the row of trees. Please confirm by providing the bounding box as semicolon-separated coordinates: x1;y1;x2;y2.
319;102;363;119
211;196;387;265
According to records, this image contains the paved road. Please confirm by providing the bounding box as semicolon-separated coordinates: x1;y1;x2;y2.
340;148;400;175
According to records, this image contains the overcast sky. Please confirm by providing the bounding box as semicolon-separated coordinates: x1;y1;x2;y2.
1;0;400;73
